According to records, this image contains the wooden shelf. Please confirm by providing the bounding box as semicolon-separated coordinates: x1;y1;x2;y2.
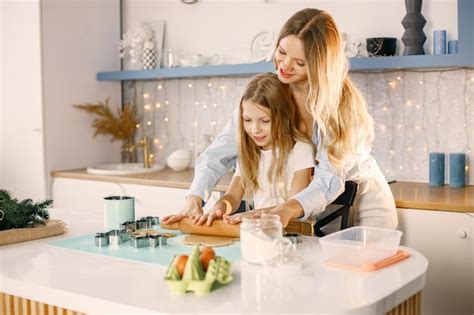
97;0;473;81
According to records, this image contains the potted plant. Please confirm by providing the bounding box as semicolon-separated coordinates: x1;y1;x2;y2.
73;98;139;163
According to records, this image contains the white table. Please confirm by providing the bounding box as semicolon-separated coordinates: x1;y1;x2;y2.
0;209;427;315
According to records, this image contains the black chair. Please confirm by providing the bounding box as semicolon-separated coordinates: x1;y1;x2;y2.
314;181;358;237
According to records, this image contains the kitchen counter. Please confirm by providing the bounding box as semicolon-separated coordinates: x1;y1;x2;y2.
53;168;474;212
0;208;427;314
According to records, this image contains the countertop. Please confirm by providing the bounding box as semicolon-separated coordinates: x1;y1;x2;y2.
52;168;474;213
0;208;428;314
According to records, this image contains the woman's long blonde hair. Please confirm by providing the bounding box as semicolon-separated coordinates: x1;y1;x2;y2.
238;73;311;203
276;8;374;169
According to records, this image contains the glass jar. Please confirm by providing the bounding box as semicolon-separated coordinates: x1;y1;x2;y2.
240;214;283;264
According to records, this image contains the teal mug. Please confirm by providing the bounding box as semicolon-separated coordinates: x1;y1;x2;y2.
104;196;135;230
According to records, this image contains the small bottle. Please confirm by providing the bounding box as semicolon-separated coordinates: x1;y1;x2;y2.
240;214;283;265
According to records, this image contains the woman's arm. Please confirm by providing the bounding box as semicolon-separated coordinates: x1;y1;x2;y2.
193;176;244;225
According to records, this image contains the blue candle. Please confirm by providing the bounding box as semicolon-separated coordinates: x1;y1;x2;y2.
449;153;466;188
448;40;459;54
433;30;447;54
429;152;445;186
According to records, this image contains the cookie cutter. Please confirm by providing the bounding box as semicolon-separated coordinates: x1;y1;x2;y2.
130;235;148;249
108;229;126;246
120;221;136;233
148;234;168;248
95;232;109;247
136;219;153;230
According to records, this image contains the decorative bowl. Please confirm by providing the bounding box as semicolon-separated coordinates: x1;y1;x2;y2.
366;37;397;56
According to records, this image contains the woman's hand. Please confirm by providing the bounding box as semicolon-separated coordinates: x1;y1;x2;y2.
162;195;204;225
192;208;225;226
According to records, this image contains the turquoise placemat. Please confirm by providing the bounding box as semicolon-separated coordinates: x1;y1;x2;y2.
47;228;241;266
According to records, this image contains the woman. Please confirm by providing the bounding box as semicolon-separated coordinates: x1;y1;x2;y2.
163;8;398;229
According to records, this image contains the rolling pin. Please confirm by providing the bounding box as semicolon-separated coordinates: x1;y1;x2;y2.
161;218;240;238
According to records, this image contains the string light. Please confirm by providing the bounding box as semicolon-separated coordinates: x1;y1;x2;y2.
193;122;198;127
208;82;212;87
210;121;216;126
388;81;396;88
164;117;169;122
220;85;226;90
135;123;140;129
188;83;193;88
195;101;199;106
405;100;412;107
165;100;169;105
397;76;402;81
143;93;150;98
419;80;423;85
383;106;389;111
155;103;161;108
213;103;217;107
144;104;152;111
154;138;160;144
157;85;163;90
202;105;208;109
147;121;152;126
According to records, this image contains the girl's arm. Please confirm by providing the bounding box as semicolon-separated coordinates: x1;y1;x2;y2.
162;108;238;225
225;168;312;226
193;175;244;226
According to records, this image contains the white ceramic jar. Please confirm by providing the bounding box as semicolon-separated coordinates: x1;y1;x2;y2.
240;214;283;264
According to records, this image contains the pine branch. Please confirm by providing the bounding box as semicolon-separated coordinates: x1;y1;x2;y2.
0;190;52;231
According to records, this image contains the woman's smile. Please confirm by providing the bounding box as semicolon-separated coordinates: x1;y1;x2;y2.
279;67;293;78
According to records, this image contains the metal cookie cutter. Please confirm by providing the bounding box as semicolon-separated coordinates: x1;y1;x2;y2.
95;232;109;247
149;234;167;248
108;229;124;246
137;219;152;230
146;216;160;226
284;233;303;244
130;235;148;249
120;221;136;233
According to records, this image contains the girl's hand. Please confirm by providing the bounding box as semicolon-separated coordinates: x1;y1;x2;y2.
223;209;262;224
162;195;203;225
193;209;225;226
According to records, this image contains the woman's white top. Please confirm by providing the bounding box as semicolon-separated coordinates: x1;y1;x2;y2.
233;141;315;209
189;107;398;229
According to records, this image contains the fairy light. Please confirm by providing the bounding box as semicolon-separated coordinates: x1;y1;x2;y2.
143;93;150;99
154;138;160;144
397;76;402;81
144;104;152;111
213;103;217;107
155;103;161;108
208;82;212;87
136;123;140;129
159;145;163;149
165;100;169;105
388;81;396;88
190;142;194;147
415;125;420;130
193;122;198;127
195;101;199;106
419;80;423;85
157;85;163;90
405;100;412;107
416;104;420;109
383;106;389;111
210;121;216;126
147;121;152;126
407;146;412;152
220;85;226;90
390;150;395;155
202;105;208;109
397;124;403;129
188;83;193;88
164;117;169;122
399;165;403;170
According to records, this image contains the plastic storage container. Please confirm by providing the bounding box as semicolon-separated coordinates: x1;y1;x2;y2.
319;226;402;270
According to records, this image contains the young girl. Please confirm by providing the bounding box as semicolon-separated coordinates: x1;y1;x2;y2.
192;73;315;226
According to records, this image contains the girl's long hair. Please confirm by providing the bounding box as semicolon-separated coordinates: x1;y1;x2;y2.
276;9;374;170
238;73;312;203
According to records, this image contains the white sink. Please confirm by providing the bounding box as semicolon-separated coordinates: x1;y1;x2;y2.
87;163;165;175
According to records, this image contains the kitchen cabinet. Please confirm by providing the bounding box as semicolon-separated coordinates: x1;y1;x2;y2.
52;177;220;217
97;0;473;81
397;207;473;315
